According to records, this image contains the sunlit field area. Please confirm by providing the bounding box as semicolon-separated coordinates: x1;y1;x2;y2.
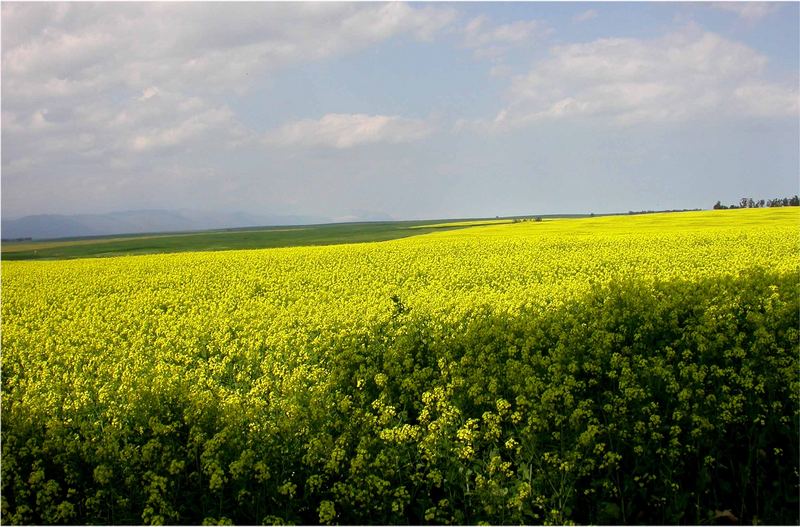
2;208;798;524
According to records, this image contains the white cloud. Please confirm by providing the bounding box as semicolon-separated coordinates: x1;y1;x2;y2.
2;87;245;171
710;2;779;22
265;114;433;149
29;109;54;131
573;9;598;23
1;3;457;104
0;2;455;207
463;15;552;60
137;87;159;102
129;109;235;153
337;3;456;43
484;29;797;129
732;83;800;117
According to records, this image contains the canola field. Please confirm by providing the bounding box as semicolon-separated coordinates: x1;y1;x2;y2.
2;208;798;525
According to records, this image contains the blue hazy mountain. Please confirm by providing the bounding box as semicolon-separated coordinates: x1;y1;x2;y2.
1;209;334;240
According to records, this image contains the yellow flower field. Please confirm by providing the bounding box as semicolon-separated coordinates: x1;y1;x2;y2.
2;207;798;525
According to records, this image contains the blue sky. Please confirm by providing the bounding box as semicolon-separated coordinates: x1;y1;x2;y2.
2;2;798;221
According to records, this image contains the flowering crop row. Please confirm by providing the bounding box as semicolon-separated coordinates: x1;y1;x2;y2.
2;208;798;524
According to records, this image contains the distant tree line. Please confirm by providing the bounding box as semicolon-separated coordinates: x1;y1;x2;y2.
714;196;799;210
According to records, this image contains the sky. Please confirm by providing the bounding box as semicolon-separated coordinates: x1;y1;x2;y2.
2;1;798;221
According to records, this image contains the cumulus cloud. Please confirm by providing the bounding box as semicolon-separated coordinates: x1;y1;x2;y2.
1;2;456;141
573;9;598;23
264;114;433;149
732;82;800;117
462;15;552;60
0;2;456;213
484;29;798;129
2;85;247;191
2;3;456;104
128;110;235;153
710;2;779;22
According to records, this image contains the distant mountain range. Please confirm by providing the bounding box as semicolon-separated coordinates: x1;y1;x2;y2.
1;209;338;240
